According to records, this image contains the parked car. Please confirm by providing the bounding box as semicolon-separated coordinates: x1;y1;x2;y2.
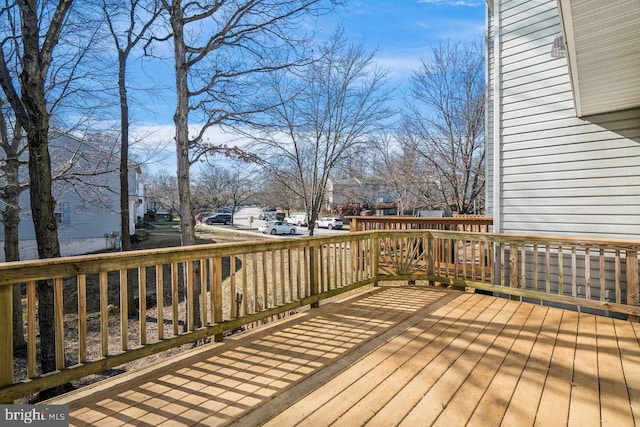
285;214;308;227
258;221;296;235
196;212;215;222
204;213;232;225
259;211;275;220
315;217;343;230
259;211;285;221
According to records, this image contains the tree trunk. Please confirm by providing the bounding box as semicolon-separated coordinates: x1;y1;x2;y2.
18;0;69;398
2;155;27;355
119;52;132;253
170;2;201;329
0;0;75;400
118;51;138;318
28;125;61;370
0;113;27;355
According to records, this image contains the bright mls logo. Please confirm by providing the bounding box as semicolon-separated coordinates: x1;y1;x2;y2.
0;405;68;426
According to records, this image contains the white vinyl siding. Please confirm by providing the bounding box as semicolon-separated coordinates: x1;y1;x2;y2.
488;0;640;240
485;4;495;217
0;134;133;261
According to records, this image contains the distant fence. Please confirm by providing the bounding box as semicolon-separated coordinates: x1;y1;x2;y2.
347;216;493;233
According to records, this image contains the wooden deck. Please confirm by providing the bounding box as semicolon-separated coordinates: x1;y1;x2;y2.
48;284;640;426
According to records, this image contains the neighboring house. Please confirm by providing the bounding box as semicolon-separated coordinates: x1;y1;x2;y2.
486;0;640;240
0;133;144;262
327;176;396;215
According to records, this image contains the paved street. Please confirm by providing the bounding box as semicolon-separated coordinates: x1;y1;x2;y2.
224;206;349;238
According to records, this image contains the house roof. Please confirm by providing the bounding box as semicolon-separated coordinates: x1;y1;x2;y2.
557;0;640;116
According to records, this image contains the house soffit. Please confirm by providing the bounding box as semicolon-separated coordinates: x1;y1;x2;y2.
557;0;640;117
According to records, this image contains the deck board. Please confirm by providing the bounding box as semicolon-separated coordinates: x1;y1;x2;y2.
400;299;524;426
47;285;640;427
596;316;635;426
289;294;495;426
616;320;640;426
534;309;579;426
327;295;484;426
363;296;507;427
501;306;561;425
447;303;537;427
461;305;533;425
567;313;600;427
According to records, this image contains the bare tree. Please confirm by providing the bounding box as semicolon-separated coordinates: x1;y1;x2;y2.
194;160;256;223
372;132;440;215
161;0;338;245
401;41;485;215
145;171;179;215
102;0;163;252
191;172;222;215
161;0;339;329
0;104;27;353
219;161;256;218
247;28;394;235
102;0;163;317
0;0;92;398
256;170;300;214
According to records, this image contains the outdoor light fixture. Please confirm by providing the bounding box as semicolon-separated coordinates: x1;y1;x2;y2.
551;34;566;58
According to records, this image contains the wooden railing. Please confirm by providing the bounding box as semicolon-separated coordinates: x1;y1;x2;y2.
1;229;639;403
375;230;640;319
0;233;377;403
347;215;493;233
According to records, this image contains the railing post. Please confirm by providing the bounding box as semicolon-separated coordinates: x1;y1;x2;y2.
372;235;380;286
350;217;359;232
427;233;435;286
212;257;223;342
627;251;638;322
310;246;319;308
509;243;519;300
0;284;13;403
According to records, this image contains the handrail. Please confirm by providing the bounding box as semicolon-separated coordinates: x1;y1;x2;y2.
0;232;378;402
375;229;640;318
1;228;638;403
347;215;493;232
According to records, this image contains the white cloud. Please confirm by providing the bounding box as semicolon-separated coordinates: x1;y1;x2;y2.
417;0;483;6
376;54;423;80
129;123;255;175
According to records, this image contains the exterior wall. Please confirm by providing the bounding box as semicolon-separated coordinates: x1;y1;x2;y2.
485;4;495;219
487;0;640;240
0;171;122;262
129;171;145;234
11;236;119;261
0;134;143;262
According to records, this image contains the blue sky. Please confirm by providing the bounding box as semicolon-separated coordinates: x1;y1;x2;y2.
318;1;485;81
134;0;486;171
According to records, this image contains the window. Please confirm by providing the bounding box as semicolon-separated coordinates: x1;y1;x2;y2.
54;201;70;224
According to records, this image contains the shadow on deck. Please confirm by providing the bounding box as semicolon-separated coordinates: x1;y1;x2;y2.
48;285;640;426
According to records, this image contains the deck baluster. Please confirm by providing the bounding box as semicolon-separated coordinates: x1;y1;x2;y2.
0;283;12;402
626;251;638;322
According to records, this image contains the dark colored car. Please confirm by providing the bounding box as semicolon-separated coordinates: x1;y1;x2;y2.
204;213;232;225
259;211;274;220
259;211;285;221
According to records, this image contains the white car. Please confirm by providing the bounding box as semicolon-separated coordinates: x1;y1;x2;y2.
285;213;308;227
315;217;343;230
258;221;297;235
